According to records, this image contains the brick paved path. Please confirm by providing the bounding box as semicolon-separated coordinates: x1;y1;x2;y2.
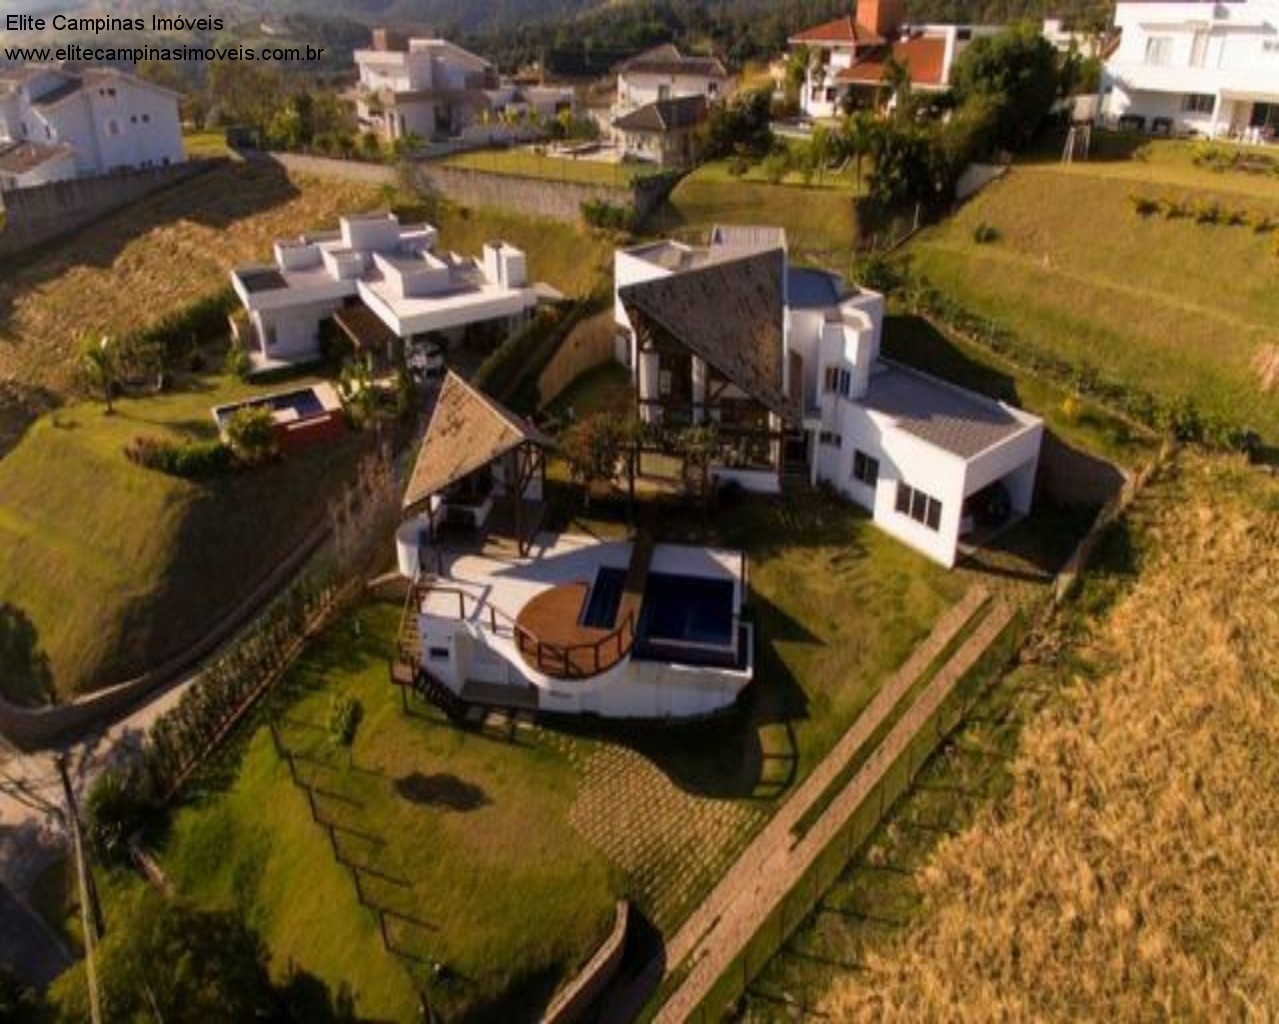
654;597;1015;1022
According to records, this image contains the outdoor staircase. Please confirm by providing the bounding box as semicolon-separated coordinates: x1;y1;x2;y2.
391;582;468;721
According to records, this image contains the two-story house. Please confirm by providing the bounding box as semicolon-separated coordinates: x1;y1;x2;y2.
353;30;499;142
608;44;731;165
0;65;183;188
613;227;1043;567
789;0;999;118
1101;0;1279;140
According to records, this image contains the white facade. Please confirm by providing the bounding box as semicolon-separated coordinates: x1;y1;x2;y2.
0;66;183;185
354;37;498;140
1102;0;1279;139
231;213;539;372
614;230;1044;568
612;45;731;121
397;535;754;720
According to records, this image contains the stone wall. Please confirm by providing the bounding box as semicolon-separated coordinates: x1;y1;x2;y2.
543;901;630;1024
537;310;618;407
261;151;681;224
0;160;217;260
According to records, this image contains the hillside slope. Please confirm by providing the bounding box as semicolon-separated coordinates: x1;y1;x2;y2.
824;453;1279;1019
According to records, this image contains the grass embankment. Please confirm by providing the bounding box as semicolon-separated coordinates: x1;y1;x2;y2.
646;158;864;268
0;377;365;701
748;452;1279;1019
907;135;1279;440
441;147;665;188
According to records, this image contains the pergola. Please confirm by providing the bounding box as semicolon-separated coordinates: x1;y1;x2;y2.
402;371;551;556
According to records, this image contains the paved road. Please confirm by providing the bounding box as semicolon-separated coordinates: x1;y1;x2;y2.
0;676;193;985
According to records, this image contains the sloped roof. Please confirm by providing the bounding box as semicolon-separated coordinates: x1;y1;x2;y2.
0;140;73;176
402;371;552;512
620;249;798;423
862;362;1031;458
30;77;83;107
613;94;708;133
789;15;884;46
620;44;728;79
836;35;949;87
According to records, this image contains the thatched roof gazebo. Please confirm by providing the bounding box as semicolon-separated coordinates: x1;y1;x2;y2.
403;371;552;556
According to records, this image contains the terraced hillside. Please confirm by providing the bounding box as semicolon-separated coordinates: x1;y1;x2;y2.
908;136;1279;440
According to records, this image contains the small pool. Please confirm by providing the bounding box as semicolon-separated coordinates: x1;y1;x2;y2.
212;384;333;430
638;572;736;649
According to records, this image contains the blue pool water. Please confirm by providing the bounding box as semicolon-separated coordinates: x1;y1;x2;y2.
638;572;735;648
215;387;326;428
580;567;626;629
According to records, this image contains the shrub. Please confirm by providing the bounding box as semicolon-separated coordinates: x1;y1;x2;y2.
223;341;250;379
1192;199;1222;225
972;222;1000;244
1158;197;1188;219
327;694;362;747
224;406;277;465
1128;193;1160;218
1250;212;1276;233
1060;391;1083;424
125;436;233;478
761;150;791;185
726;155;752;178
581;198;635;232
85;769;151;860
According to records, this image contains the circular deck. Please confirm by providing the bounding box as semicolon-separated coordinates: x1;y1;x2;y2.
514;582;634;680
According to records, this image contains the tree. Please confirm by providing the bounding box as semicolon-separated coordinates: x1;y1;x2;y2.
703;87;774;159
338;355;380;430
561;414;628;508
85;769;150;862
951;22;1061;151
842;110;879;191
225;406;277;465
676;423;719;510
79;334;119;414
47;890;272;1022
783;44;811;105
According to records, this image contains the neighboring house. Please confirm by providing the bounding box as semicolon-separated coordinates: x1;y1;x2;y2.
1101;0;1279;140
353;30;499;141
789;0;999;118
612;94;709;167
0;65;183;186
486;83;577;124
613;227;1043;568
614;44;731;115
230;213;542;374
392;371;754;720
1043;16;1105;56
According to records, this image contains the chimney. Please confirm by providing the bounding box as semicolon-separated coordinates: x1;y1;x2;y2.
371;27;409;52
856;0;905;39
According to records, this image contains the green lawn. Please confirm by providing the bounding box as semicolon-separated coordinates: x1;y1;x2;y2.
417;200;615;299
908;133;1279;440
647;160;862;269
182;130;232;160
151;602;619;1021
0;375;366;701
441;147;665;188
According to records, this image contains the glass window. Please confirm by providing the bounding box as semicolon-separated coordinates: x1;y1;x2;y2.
895;482;911;515
853;450;879;487
897;482;942;532
1182;93;1214;114
1145;36;1173;66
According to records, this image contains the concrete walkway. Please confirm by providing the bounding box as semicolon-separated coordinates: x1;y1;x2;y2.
654;598;1015;1022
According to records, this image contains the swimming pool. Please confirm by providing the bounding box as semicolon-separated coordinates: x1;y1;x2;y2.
213;385;328;429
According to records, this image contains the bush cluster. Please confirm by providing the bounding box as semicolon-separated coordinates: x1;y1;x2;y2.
140;568;344;799
897;268;1255;450
581;198;636;232
1128;192;1278;234
124;436;233;478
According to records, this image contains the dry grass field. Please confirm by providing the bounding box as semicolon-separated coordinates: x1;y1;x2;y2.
0;160;382;402
818;453;1279;1020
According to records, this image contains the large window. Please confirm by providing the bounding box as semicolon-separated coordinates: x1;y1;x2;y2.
1145;35;1174;66
895;482;943;531
823;365;852;397
853;449;879;488
1182;93;1215;114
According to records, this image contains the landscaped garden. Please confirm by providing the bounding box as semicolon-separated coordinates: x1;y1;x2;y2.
905;134;1279;443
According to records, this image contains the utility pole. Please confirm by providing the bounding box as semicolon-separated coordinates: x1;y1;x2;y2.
57;755;104;1024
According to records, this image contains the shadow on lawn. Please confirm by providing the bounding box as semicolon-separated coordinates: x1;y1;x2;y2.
395;771;489;812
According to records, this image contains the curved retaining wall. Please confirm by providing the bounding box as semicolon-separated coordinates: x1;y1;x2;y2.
543;900;630;1024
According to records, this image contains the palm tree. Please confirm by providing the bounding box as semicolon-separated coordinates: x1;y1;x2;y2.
80;334;118;414
843;110;878;192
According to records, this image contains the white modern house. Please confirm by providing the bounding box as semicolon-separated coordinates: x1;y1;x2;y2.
789;0;999;118
614;44;731;116
392;371;754;720
0;65;183;188
353;31;499;141
1101;0;1279;140
613;227;1043;568
230;213;542;373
